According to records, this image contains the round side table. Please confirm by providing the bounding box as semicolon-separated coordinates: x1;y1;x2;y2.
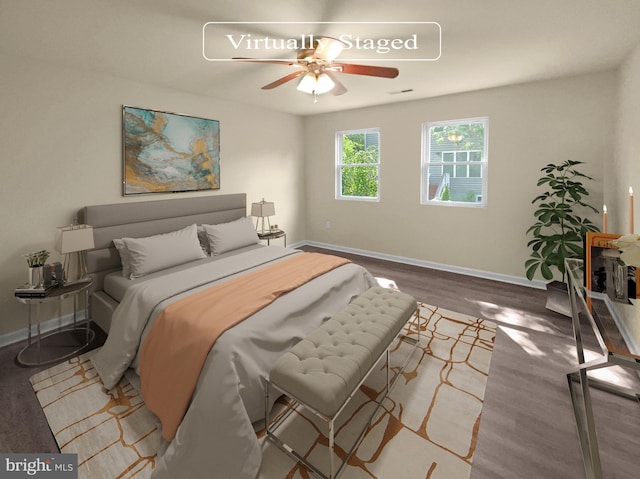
258;229;287;247
14;279;95;367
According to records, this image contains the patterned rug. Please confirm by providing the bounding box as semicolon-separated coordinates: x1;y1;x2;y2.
30;303;496;479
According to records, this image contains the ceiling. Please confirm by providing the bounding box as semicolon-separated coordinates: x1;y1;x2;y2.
2;0;640;116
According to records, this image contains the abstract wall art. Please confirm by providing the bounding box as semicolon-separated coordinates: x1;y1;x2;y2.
122;106;220;195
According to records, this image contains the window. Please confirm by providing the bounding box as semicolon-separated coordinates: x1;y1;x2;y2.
336;129;380;201
421;117;488;207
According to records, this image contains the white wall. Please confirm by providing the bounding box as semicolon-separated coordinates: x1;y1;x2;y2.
304;72;615;280
611;42;640;234
0;53;624;340
0;53;305;336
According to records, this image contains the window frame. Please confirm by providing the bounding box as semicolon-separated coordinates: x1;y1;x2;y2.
420;117;489;208
335;128;381;202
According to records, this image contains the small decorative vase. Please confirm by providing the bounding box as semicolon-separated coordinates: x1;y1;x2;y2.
28;266;43;287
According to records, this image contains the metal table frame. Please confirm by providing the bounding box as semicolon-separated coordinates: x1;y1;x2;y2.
14;279;95;367
565;258;640;479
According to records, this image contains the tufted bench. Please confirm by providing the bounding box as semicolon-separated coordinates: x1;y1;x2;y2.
264;286;419;479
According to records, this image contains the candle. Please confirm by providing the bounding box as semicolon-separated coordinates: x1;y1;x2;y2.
603;204;608;233
630;187;635;234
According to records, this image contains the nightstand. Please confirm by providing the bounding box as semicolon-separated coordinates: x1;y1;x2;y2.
258;229;287;247
14;279;95;366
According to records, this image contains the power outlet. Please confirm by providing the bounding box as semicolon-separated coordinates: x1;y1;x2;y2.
325;221;331;229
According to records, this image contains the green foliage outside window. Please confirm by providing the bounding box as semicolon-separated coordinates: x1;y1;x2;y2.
340;133;379;198
440;184;450;201
431;123;485;151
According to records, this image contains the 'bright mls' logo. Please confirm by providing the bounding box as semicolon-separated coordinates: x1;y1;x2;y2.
1;454;77;478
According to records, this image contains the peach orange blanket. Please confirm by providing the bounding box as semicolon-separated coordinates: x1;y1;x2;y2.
139;252;350;441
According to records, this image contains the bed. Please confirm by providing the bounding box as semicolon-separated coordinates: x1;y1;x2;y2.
79;194;377;479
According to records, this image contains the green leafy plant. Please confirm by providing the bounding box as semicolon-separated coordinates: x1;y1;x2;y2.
25;249;50;267
525;160;599;281
431;123;485;150
440;184;451;201
340;134;378;198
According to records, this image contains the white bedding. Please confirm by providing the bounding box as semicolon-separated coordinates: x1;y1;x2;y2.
91;246;377;479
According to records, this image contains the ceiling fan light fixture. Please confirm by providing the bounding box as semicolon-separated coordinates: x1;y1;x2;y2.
296;72;335;95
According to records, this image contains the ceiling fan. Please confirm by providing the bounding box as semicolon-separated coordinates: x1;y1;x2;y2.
233;37;399;101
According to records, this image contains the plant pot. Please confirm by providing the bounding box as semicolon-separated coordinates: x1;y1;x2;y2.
28;266;43;287
545;280;571;317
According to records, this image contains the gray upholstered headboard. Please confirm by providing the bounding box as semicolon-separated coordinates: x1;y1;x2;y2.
79;193;247;292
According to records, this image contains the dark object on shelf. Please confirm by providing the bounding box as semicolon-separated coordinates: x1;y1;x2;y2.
44;261;63;286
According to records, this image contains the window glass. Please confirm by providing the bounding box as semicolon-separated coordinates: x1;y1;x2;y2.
421;118;488;206
336;129;380;201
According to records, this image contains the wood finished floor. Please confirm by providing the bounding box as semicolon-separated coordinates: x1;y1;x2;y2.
1;245;638;478
301;246;640;479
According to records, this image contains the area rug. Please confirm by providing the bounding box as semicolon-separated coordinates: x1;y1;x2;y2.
30;303;496;479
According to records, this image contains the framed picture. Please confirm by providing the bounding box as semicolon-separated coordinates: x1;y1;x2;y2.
584;232;639;301
122;106;220;195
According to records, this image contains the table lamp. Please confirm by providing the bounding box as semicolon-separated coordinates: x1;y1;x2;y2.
251;199;275;234
54;224;95;284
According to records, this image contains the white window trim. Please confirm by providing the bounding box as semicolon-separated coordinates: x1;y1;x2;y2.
420;117;489;208
335;128;381;202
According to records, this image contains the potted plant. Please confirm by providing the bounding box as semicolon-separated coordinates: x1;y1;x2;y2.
24;249;50;287
525;160;599;315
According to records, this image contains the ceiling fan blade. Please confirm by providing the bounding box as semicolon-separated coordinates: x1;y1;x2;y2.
232;57;297;66
333;63;399;79
261;70;305;90
325;71;347;96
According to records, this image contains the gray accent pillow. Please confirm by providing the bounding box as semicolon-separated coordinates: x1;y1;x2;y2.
121;224;207;279
197;225;211;255
203;217;259;255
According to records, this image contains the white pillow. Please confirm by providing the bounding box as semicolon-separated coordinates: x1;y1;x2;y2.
203;217;259;255
113;238;133;278
121;224;206;279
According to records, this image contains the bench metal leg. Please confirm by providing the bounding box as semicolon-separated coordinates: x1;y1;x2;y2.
328;419;335;479
386;349;391;392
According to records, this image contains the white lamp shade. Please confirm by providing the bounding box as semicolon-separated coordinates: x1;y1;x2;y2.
251;201;275;217
297;72;335;95
55;225;95;254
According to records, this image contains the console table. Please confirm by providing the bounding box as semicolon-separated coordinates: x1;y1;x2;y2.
565;258;640;479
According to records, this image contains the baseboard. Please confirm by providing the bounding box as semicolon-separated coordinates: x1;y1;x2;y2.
0;312;87;349
292;240;547;290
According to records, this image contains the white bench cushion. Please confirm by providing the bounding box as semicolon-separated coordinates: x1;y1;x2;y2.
269;287;417;417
